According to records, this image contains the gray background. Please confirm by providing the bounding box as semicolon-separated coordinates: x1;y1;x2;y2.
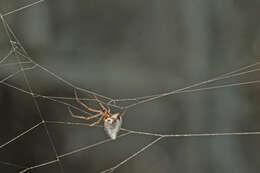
0;0;260;172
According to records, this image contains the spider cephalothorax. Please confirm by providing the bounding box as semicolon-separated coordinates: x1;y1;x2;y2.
69;91;123;139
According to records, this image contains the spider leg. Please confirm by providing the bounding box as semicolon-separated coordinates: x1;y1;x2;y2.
92;94;107;112
68;107;102;120
74;89;100;113
89;116;104;126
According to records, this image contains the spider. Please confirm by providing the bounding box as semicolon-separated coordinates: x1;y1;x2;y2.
68;90;124;139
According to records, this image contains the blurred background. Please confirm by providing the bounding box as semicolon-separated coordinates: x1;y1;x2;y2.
0;0;260;172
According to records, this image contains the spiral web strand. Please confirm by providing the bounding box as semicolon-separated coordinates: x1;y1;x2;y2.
1;1;260;173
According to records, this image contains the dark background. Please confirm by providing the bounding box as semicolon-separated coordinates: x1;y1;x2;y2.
0;0;260;172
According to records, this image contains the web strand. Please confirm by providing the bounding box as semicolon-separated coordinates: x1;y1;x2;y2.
45;120;260;138
0;48;13;64
18;132;132;173
1;64;260;114
1;1;260;173
0;64;37;83
2;0;45;17
0;81;119;116
114;61;260;102
15;50;117;104
122;62;260;109
1;14;65;173
100;136;164;173
0;121;43;149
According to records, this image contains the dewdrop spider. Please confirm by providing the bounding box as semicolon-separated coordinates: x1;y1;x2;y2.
68;90;124;140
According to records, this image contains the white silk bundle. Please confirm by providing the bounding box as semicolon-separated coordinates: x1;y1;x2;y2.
104;113;122;140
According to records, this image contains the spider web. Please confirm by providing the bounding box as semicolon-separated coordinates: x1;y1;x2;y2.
1;1;260;173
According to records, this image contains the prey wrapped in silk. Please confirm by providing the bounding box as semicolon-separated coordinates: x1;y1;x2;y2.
104;113;122;140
